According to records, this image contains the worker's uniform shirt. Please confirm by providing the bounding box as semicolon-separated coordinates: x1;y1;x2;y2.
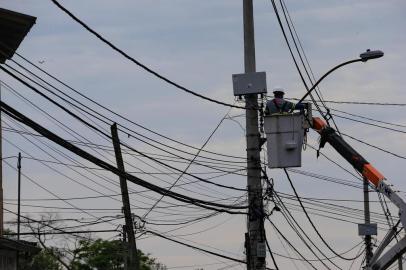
265;98;296;115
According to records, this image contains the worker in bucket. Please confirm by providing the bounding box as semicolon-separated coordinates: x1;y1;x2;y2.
265;87;304;115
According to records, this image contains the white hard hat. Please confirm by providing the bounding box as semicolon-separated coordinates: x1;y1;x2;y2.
273;87;285;95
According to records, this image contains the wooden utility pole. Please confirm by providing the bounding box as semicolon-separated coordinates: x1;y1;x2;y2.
111;123;139;270
243;1;266;269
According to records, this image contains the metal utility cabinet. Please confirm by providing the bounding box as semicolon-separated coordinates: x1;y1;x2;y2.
264;113;305;168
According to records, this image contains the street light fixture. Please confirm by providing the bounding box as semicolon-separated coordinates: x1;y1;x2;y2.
360;49;384;62
293;49;384;109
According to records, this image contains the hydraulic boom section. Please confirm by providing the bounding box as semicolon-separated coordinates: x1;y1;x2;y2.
313;117;406;270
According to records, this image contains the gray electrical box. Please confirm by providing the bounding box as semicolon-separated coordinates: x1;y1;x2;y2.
232;72;267;96
257;242;266;258
358;224;378;236
264;113;304;168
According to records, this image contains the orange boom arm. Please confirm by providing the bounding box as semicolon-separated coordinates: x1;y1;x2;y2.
312;117;384;187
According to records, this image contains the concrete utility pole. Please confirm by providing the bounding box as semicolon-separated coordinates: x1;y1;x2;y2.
363;177;404;269
111;123;139;270
0;82;3;237
243;1;266;269
17;152;21;270
363;177;373;266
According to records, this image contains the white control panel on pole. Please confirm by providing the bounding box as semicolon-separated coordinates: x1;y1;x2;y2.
232;72;267;96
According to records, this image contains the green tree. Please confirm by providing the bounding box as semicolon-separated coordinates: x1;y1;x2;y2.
20;249;62;270
70;239;165;270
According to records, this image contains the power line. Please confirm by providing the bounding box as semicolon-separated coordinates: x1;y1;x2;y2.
332;114;406;134
0;68;247;192
0;100;247;214
329;108;406;129
288;98;406;107
3;110;245;203
3;160;117;224
266;217;317;270
4;208;106;240
1;68;248;169
287;168;364;189
268;0;339;132
340;132;406;160
5;229;119;236
0;66;249;205
145;230;246;265
264;234;280;270
271;240;364;262
271;191;339;269
49;0;246;110
143;106;234;219
1;72;247;198
305;143;362;181
11;54;247;161
278;194;393;226
283;168;362;261
276;0;331;116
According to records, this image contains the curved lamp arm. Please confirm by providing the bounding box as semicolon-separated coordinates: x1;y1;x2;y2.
292;49;384;111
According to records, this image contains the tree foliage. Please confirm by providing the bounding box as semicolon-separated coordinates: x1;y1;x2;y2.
20;249;62;270
70;239;124;270
70;239;166;270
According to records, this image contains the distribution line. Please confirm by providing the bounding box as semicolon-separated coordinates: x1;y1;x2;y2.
0;71;247;205
1;77;244;206
4;131;223;220
5;208;121;242
1;68;248;169
145;230;246;265
277;0;330;113
340;132;406;160
278;196;392;227
0;67;247;192
305;144;362;180
283;169;361;261
49;0;246;110
3;160;120;226
332;114;406;134
278;192;392;221
4;122;202;214
271;241;364;262
143;106;234;219
266;217;318;270
288;98;406;106
2;67;246;168
271;191;338;269
287;168;363;189
2;97;246;200
265;233;280;270
12;54;247;161
328;108;406;129
268;0;337;131
0;100;247;214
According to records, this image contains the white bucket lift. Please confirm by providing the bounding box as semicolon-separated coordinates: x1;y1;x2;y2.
264;113;305;168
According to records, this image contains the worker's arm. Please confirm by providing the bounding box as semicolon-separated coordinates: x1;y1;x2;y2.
264;103;270;116
294;102;305;111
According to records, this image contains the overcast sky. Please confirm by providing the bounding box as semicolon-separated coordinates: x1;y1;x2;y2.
1;1;406;269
